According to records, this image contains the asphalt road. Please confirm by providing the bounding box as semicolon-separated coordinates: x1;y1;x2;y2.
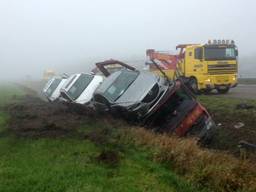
213;84;256;100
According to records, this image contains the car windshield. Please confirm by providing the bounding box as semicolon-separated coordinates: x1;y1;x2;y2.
204;47;236;60
45;79;62;97
65;75;77;89
67;74;94;100
104;70;139;102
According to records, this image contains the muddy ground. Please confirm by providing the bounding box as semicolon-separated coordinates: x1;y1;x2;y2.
3;92;256;160
5;95;97;138
209;110;256;154
4;94;124;166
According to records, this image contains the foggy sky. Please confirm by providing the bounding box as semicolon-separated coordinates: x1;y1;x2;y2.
0;0;255;80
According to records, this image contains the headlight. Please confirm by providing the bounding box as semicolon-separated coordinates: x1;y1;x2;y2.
232;76;236;81
206;119;213;130
205;118;216;131
205;78;211;82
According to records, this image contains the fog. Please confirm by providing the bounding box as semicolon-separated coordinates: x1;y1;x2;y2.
0;0;256;80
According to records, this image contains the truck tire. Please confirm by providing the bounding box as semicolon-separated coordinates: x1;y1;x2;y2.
203;89;212;95
217;87;229;94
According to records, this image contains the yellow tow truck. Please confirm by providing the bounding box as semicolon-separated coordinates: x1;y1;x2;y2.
146;40;238;94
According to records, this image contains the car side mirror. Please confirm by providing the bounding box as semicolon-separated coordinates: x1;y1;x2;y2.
235;50;238;56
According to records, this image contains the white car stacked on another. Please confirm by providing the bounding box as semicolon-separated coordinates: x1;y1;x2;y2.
43;76;68;102
60;73;103;105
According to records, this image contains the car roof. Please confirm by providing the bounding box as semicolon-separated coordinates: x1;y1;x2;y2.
94;69;161;104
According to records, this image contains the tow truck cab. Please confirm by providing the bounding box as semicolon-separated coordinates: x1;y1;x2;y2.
147;40;238;94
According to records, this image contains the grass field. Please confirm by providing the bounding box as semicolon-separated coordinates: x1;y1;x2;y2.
1;84;256;192
0;84;206;192
0;137;198;192
126;95;256;192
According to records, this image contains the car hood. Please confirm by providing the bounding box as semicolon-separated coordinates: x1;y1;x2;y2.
115;72;158;106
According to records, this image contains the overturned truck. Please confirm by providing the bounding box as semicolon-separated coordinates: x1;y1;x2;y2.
93;59;215;143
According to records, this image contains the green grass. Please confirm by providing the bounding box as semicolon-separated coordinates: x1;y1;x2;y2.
198;94;256;123
0;137;203;192
0;112;8;132
0;84;207;192
0;84;24;132
198;95;256;113
0;84;24;107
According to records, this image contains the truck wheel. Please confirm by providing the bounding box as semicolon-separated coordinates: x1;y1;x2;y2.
189;77;198;94
217;87;229;94
204;89;212;95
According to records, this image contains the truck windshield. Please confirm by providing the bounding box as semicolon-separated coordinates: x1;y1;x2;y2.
67;74;94;100
46;79;62;97
104;70;139;102
204;47;236;60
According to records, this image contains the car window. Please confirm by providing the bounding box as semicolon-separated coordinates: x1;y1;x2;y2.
45;79;61;97
103;70;139;102
204;47;236;60
65;75;77;89
67;74;94;100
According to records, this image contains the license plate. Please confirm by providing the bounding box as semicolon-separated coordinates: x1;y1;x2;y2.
217;76;229;82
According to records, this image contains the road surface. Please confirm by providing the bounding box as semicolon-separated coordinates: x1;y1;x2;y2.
211;84;256;100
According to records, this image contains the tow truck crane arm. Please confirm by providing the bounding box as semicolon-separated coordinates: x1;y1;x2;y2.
95;59;136;77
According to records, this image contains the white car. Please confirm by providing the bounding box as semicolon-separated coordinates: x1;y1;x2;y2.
60;73;103;105
43;77;67;102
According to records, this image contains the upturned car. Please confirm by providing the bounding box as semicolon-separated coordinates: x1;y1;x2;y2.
93;60;215;143
60;73;103;105
43;76;68;102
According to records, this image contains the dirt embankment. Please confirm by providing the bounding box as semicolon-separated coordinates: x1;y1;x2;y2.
6;94;122;167
6;95;96;138
4;93;256;160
